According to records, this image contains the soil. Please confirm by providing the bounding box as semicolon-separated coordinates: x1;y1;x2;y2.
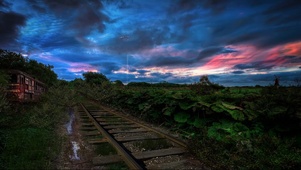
56;105;210;170
56;107;95;169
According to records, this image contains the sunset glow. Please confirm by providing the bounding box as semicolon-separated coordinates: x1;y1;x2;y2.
1;0;301;86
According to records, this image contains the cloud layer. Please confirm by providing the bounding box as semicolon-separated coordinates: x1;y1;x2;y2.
0;0;301;86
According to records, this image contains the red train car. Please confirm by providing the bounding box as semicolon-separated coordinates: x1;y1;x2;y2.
6;70;46;102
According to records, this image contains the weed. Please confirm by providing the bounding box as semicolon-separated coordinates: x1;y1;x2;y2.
84;135;103;140
107;162;129;170
102;117;123;123
94;143;117;155
133;139;172;151
0;127;61;170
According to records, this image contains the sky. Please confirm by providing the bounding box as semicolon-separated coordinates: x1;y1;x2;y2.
1;0;301;86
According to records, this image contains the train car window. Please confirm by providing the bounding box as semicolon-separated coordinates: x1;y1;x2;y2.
10;74;18;83
20;77;24;84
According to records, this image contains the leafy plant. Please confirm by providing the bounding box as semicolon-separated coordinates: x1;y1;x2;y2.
174;112;190;123
84;82;301;169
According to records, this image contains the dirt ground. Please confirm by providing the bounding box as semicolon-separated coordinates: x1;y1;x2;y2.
56;107;95;169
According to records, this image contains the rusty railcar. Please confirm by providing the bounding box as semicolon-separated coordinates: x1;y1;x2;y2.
5;70;46;102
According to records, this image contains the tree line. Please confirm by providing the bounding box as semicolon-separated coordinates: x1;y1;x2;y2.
0;49;57;86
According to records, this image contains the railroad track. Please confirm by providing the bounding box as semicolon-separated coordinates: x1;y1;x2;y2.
77;103;203;169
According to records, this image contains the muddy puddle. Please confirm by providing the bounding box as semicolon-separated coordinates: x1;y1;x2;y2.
65;108;81;161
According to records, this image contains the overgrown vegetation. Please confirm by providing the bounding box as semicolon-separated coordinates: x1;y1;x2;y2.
0;49;57;86
0;50;81;169
1;49;300;169
94;143;117;155
0;79;82;169
0;88;68;169
133;139;172;151
79;74;301;169
0;71;9;115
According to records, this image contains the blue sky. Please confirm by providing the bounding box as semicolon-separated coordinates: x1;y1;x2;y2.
1;0;301;86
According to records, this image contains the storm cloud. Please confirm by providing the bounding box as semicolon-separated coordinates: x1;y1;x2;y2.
1;0;301;86
27;0;110;39
0;11;26;46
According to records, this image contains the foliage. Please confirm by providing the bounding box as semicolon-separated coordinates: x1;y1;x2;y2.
127;81;183;87
83;72;109;85
127;82;151;87
207;120;263;143
82;81;301;169
0;80;80;169
113;80;124;86
1;128;59;170
0;49;57;86
0;102;67;170
0;71;9;114
42;80;80;107
189;75;224;95
133;139;172;151
189;132;301;169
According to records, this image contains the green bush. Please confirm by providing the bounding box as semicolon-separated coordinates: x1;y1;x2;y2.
0;81;77;169
90;84;301;169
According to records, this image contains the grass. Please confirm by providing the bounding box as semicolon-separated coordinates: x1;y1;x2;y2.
85;106;100;110
81;123;94;127
101;117;123;122
119;127;134;130
80;120;92;124
94;143;117;155
0;84;78;169
79;115;89;119
107;162;129;170
0;128;61;170
80;116;90;120
0;104;66;170
133;139;172;151
188;132;301;169
84;135;103;140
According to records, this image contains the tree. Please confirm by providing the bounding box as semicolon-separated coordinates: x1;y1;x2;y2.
83;72;109;85
0;49;27;70
114;80;124;86
199;75;212;86
0;49;58;86
70;78;85;88
190;75;224;95
274;75;279;88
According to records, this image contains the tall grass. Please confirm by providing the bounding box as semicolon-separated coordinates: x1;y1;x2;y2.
0;82;79;169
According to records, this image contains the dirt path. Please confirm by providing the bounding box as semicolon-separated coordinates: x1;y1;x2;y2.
56;107;95;169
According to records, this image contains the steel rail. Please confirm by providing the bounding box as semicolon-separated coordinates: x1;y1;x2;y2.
80;103;143;170
97;104;187;148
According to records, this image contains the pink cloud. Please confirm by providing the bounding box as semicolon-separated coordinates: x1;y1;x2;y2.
68;63;98;73
203;45;257;69
203;41;301;70
282;41;301;56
